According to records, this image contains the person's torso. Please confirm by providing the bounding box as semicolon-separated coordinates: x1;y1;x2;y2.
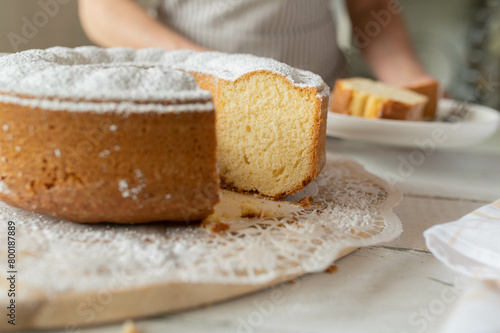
156;0;346;87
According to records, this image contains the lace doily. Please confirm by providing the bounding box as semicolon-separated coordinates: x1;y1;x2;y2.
0;154;402;299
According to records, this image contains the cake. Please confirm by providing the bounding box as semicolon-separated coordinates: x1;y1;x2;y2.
0;47;329;223
330;77;428;121
404;79;440;121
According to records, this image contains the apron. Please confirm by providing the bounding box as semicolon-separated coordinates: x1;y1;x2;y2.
156;0;347;87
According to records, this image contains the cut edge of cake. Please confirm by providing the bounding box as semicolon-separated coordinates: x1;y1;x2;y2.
192;69;328;199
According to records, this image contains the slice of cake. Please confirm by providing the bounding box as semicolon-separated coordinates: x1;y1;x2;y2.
404;79;440;121
330;77;428;121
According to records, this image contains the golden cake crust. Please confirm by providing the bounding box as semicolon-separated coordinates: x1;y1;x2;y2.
0;97;219;223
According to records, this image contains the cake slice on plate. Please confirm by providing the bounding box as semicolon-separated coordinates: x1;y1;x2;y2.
330;77;429;121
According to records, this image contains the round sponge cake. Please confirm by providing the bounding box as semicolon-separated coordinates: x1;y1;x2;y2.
0;47;329;223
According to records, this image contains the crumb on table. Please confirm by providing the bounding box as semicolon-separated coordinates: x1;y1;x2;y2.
324;264;339;274
240;201;262;218
210;222;230;234
201;215;219;227
262;210;275;217
297;197;311;208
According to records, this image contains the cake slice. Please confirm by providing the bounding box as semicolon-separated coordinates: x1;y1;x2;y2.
330;77;428;121
404;79;440;121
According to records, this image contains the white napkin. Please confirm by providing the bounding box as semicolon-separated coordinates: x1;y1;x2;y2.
424;199;500;333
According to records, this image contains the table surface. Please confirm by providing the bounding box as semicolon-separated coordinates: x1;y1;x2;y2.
65;130;500;333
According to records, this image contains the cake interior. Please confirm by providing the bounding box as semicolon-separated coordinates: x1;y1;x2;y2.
195;71;322;198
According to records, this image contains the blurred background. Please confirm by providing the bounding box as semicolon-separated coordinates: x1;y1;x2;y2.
1;0;499;109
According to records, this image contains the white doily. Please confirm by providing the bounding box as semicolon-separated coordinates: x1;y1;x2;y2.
0;154;402;299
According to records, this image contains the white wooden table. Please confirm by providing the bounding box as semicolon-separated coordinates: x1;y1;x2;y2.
65;130;500;333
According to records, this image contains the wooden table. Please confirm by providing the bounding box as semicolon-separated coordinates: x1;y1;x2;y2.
61;130;500;333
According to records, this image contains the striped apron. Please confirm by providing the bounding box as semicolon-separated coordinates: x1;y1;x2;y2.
156;0;347;87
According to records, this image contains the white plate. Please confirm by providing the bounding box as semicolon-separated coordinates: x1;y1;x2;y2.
326;99;500;148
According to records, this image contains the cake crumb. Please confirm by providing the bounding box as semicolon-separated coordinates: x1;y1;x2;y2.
297;197;311;208
325;265;338;274
121;320;139;333
201;215;219;227
288;280;295;284
240;201;262;218
210;222;230;234
202;215;230;234
262;210;275;218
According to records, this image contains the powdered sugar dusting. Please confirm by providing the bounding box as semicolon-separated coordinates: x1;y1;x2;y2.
0;50;212;104
0;46;329;113
118;170;146;201
0;155;401;297
118;179;130;198
0;180;10;194
118;180;130;198
98;150;111;158
0;94;214;114
154;49;330;97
